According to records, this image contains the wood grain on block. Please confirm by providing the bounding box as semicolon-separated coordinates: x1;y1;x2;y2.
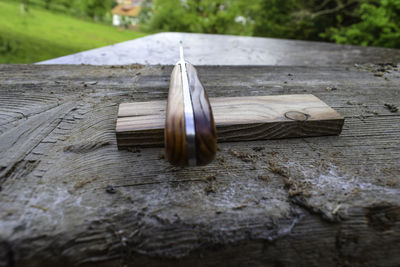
164;64;188;166
116;94;344;149
186;63;217;166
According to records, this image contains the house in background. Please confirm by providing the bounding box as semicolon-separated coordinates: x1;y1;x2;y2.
112;0;144;28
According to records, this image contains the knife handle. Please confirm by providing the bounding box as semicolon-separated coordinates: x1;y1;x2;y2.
164;63;217;166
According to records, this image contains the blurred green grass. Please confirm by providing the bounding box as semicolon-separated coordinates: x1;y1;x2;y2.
0;1;147;63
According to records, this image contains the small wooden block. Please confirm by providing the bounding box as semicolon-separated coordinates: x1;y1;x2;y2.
116;94;344;149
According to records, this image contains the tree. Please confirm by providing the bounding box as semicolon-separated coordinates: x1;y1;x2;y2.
15;0;115;21
44;0;52;9
142;0;257;35
323;0;400;48
253;0;362;41
139;0;400;48
20;0;29;14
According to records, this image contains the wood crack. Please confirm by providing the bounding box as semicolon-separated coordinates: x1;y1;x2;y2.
0;102;77;183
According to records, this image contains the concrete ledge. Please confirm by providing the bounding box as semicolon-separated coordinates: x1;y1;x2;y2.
38;32;400;66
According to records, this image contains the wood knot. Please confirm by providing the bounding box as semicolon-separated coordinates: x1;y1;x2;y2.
284;111;310;121
366;204;400;232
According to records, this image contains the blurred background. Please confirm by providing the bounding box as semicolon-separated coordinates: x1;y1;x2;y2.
0;0;399;64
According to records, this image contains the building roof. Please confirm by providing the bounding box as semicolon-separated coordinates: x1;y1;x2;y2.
116;0;143;4
112;4;141;17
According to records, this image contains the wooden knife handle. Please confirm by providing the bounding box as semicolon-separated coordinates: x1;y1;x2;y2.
164;63;217;166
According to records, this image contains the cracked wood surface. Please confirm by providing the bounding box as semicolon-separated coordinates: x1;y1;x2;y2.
0;64;399;267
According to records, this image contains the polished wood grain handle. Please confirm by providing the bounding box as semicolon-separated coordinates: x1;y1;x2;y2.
164;62;217;166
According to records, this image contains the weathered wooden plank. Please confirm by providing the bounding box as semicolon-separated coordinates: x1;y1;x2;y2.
116;94;344;149
0;64;399;267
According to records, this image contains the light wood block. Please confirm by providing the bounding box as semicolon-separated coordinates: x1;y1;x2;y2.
116;94;344;149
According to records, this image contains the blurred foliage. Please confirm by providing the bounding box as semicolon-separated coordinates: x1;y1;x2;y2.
1;0;398;63
9;0;116;21
141;0;400;48
253;0;361;40
323;0;400;47
0;0;146;63
140;0;259;35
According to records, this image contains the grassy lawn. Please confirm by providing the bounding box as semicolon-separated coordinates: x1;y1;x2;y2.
0;1;147;63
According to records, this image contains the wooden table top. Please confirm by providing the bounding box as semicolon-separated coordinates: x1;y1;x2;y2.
0;64;399;266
